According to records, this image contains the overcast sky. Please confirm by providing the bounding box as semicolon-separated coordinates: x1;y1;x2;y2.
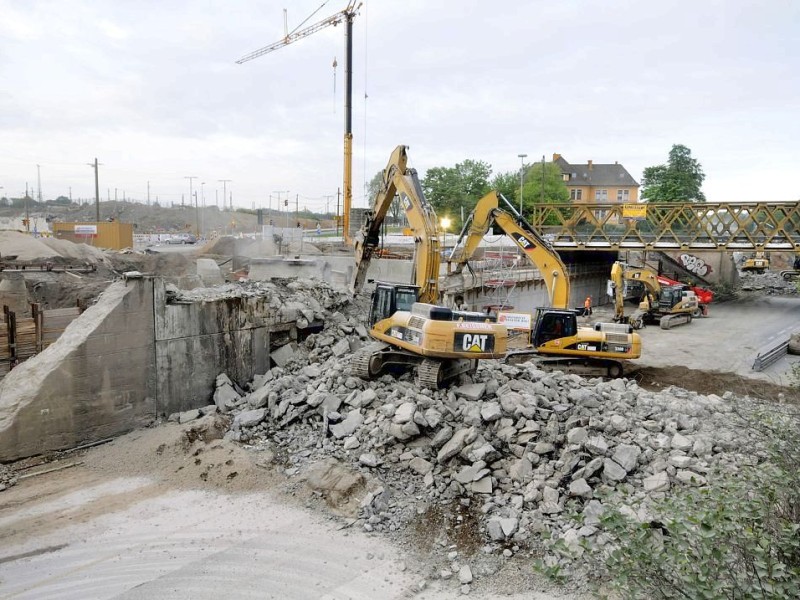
1;0;798;213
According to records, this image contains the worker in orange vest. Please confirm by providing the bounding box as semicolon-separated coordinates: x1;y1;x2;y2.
583;296;592;316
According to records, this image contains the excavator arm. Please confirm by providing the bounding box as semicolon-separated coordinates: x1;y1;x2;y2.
447;191;570;309
350;145;442;303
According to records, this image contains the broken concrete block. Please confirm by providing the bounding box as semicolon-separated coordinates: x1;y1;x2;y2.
453;383;486;402
179;409;201;424
233;408;266;430
331;338;350;357
330;410;364;439
271;343;298;368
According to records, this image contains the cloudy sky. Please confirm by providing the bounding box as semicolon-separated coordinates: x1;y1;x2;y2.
1;0;798;213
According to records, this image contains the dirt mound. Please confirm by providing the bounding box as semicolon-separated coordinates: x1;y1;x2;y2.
0;231;110;265
83;414;279;493
631;364;800;403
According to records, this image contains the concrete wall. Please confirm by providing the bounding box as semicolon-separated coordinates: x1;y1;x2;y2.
153;279;270;415
0;280;157;462
0;277;276;462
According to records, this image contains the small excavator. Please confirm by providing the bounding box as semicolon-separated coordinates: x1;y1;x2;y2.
741;251;770;274
446;191;641;378
349;145;508;388
610;261;700;330
779;254;800;282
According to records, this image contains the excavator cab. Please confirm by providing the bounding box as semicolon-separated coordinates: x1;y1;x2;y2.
368;282;419;327
531;308;578;347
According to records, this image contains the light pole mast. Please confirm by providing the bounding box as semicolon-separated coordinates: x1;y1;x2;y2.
218;179;232;211
517;153;527;217
184;176;197;210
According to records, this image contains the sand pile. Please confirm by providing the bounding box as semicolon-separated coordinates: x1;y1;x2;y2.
0;231;109;265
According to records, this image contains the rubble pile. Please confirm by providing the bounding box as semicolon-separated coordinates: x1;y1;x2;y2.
187;283;793;584
739;269;798;295
169;278;354;322
0;463;17;492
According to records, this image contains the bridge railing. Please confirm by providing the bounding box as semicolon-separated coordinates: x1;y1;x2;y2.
528;202;800;251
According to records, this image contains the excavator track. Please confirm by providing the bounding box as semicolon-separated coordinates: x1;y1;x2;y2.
660;313;692;330
415;359;444;389
350;342;391;380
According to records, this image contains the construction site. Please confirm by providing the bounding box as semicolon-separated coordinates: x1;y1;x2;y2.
1;145;800;599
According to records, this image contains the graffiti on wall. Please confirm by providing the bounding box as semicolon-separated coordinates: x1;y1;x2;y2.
679;253;713;277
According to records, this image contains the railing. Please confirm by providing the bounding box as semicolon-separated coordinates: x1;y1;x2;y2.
528;202;800;251
752;337;793;372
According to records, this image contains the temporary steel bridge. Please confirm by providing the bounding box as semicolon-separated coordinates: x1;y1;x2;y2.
527;202;800;251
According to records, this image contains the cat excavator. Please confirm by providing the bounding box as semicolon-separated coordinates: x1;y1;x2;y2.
446;191;641;378
349;145;508;388
610;261;699;330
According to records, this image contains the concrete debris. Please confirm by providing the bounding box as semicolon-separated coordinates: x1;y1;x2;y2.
0;463;17;492
193;276;799;589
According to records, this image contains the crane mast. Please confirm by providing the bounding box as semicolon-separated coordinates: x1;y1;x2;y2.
237;1;360;244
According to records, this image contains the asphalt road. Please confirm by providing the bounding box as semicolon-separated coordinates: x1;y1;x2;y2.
592;294;800;386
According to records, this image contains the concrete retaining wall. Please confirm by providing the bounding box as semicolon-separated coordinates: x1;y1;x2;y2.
0;278;275;462
0;280;157;462
153;279;270;414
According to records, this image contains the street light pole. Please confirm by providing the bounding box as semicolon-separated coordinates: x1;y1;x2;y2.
184;176;197;210
517;153;527;217
201;182;206;237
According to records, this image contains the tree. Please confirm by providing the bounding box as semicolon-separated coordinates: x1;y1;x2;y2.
490;171;519;206
642;144;706;203
366;169;404;226
421;159;492;226
520;161;570;213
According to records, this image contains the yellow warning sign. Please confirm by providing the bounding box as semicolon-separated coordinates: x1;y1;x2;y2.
622;204;647;220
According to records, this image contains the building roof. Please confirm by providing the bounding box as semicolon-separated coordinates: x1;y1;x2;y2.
554;155;639;187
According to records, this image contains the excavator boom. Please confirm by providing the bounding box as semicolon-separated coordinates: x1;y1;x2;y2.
351;145;441;303
447;191;570;309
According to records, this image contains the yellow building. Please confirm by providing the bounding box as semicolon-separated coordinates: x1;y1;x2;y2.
52;221;134;250
553;153;639;206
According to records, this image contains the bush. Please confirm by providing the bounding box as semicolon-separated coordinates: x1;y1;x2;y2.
595;409;800;599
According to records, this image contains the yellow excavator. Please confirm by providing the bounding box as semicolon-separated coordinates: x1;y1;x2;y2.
349;145;508;388
446;191;641;378
610;261;699;330
742;251;769;274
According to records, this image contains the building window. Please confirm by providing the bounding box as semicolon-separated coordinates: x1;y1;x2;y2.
594;209;608;221
570;189;583;201
562;174;570;182
595;189;608;201
617;189;630;202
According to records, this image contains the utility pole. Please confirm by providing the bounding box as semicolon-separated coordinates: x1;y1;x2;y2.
218;179;232;211
517;153;527;217
184;176;197;208
295;193;299;226
541;154;546;204
324;194;333;216
87;158;101;222
69;186;72;202
194;191;200;236
147;181;150;205
36;164;42;202
272;191;289;228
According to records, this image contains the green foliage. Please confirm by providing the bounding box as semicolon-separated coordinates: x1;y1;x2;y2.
520;161;569;215
366;170;383;201
642;144;706;203
596;409;800;599
491;171;519;206
421;159;492;226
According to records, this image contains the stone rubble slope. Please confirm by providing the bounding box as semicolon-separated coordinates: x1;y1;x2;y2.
179;278;798;588
739;269;798;296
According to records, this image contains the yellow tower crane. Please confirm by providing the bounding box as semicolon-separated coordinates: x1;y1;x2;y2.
236;1;362;245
